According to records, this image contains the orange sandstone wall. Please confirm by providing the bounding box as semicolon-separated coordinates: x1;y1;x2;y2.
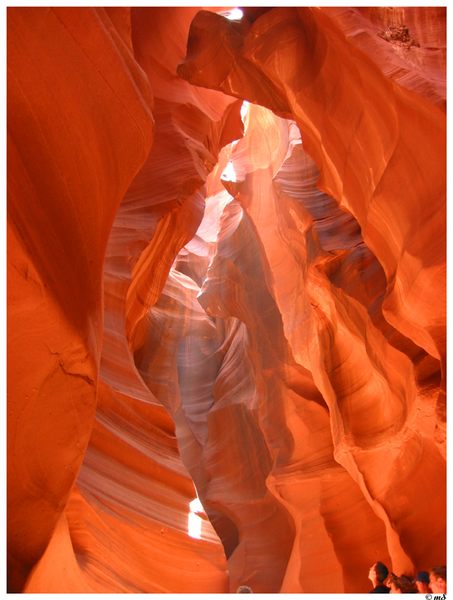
8;6;236;593
176;6;445;591
7;6;154;590
8;6;445;594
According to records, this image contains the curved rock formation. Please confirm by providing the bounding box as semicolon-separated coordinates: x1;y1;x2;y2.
8;6;445;594
323;7;446;108
179;7;446;368
175;7;446;590
7;6;154;590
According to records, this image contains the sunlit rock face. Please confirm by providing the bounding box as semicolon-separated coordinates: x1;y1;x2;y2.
8;6;445;594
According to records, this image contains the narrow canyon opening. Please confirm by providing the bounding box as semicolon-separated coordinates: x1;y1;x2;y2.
7;5;446;595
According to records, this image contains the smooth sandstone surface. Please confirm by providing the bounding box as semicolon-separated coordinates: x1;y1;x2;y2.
8;6;445;594
7;6;154;590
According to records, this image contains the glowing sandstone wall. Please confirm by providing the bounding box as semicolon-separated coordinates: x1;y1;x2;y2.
7;6;445;594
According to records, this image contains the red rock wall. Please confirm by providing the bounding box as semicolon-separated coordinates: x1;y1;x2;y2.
175;7;445;591
7;6;154;590
8;6;445;594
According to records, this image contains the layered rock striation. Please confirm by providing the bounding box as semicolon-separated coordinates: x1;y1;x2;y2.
8;6;445;594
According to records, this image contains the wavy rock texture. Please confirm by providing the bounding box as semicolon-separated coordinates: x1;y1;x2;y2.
324;7;446;108
179;7;446;367
8;6;445;594
7;7;154;590
9;6;236;593
175;6;445;591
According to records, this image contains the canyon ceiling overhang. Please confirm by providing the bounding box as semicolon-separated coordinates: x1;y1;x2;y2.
7;5;446;594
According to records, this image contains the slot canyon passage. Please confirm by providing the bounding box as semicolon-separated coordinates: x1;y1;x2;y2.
7;5;446;594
